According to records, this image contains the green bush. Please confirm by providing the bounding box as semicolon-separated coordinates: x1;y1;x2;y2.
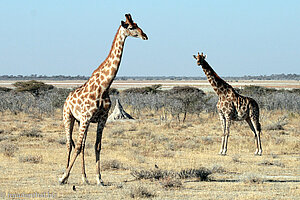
0;87;12;92
123;84;162;94
13;80;54;96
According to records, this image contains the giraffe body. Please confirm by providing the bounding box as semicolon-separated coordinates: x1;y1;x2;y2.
59;14;148;185
193;52;262;156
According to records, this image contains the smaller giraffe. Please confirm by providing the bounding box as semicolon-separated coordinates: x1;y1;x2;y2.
193;52;262;156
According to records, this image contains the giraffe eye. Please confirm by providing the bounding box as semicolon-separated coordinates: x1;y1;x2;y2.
129;27;135;30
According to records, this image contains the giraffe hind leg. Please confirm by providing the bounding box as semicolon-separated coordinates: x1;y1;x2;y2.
59;121;89;185
246;118;262;156
64;115;75;169
81;126;89;184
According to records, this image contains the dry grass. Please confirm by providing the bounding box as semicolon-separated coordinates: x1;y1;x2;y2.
0;110;299;199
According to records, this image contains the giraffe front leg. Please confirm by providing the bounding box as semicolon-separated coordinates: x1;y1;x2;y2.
221;119;231;156
254;123;262;156
95;120;105;186
95;102;110;185
219;114;226;155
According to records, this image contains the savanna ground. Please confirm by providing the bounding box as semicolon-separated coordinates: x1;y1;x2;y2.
0;108;299;199
0;80;300;199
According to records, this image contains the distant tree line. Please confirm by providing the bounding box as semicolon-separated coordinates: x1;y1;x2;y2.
0;73;300;81
0;80;299;121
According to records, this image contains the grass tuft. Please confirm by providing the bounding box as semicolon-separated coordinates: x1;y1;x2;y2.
131;167;212;181
177;168;212;181
129;185;156;199
1;144;18;157
19;155;43;164
160;177;182;189
240;173;264;184
20;129;43;138
102;159;125;171
131;169;174;180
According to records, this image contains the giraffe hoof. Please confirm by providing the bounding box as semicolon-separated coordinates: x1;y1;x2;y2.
254;150;262;156
97;179;105;186
59;178;67;185
82;176;90;185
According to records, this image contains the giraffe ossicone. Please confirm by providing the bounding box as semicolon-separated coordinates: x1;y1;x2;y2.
193;52;262;156
59;14;148;185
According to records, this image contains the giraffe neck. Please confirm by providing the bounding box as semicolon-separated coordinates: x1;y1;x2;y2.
86;26;127;91
201;60;232;96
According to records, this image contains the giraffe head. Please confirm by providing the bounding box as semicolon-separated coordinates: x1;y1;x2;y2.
121;14;148;40
193;52;207;66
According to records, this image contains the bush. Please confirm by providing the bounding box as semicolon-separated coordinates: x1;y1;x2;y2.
20;128;43;138
0;87;71;115
160;178;182;189
101;160;125;170
265;116;288;130
131;167;212;181
177;167;212;181
0;87;12;92
1;144;18;157
123;84;162;94
129;185;156;198
240;173;264;184
19;155;43;164
13;80;54;96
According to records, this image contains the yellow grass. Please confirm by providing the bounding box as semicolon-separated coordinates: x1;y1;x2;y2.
0;109;299;199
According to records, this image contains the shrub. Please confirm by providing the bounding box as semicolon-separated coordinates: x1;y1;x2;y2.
101;160;125;170
265;116;288;130
240;173;264;184
13;80;54;96
211;165;226;173
1;144;18;157
109;87;119;95
160;178;182;189
19;155;43;164
232;155;241;163
123;84;162;94
57;138;67;145
131;169;174;180
177;167;212;181
20;129;43;138
0;87;12;92
241;85;277;96
131;167;212;181
129;185;156;198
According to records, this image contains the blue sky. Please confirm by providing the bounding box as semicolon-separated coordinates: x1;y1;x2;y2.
0;0;299;77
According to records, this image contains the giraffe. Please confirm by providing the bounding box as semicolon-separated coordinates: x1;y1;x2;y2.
193;52;262;156
59;14;148;185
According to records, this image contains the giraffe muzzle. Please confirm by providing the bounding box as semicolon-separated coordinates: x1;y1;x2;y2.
142;33;148;40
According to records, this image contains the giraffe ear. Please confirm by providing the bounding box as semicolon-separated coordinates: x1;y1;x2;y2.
193;55;197;59
121;21;129;28
204;55;207;59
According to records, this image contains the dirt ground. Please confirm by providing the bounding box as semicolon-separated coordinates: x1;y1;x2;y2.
0;110;299;199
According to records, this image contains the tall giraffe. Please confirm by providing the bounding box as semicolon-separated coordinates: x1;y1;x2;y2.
59;14;148;185
193;52;262;156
